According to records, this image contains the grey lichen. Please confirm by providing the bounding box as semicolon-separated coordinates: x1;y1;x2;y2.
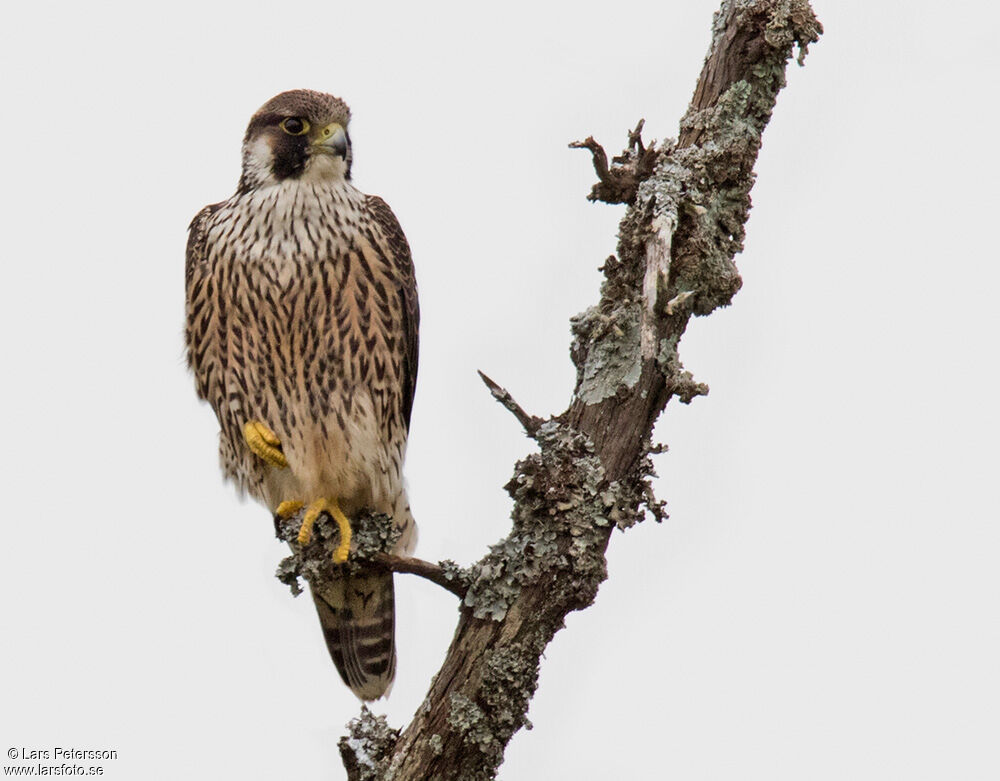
464;421;612;621
604;445;670;530
762;0;822;65
716;0;821;66
338;706;399;781
662;0;819;319
480;643;539;740
438;559;473;593
436;643;542;780
274;551;306;597
275;509;401;596
447;693;497;759
658;334;709;404
644;110;748;317
570;302;643;405
626;3;819;330
569;251;649;408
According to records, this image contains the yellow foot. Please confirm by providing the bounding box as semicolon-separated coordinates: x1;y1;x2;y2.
295;498;353;564
242;420;288;468
327;498;353;565
275;500;304;519
272;500;304;539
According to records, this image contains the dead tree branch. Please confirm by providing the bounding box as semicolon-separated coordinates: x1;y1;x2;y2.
476;370;543;437
295;2;823;777
274;511;471;601
569;119;660;204
371;553;469;600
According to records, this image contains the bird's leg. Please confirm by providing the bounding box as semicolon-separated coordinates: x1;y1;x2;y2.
327;498;353;565
297;499;328;546
294;498;353;564
242;420;288;468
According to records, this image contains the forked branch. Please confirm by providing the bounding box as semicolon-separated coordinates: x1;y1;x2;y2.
569;119;660;205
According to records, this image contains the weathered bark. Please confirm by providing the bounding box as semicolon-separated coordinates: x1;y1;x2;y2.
323;2;823;778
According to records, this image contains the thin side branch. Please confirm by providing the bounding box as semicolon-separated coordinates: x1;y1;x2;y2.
477;370;542;437
569;127;659;205
372;553;469;599
627;118;646;155
274;509;469;599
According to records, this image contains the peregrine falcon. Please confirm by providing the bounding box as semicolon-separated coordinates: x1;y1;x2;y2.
185;90;419;700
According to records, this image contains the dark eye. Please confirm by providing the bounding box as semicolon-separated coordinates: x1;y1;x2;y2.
280;117;309;136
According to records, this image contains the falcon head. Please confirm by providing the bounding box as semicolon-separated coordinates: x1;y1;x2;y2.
239;89;352;191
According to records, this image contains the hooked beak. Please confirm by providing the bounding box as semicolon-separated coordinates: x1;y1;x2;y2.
313;122;348;158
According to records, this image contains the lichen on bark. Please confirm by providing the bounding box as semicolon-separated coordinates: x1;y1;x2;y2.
464;421;611;622
274;509;400;596
336;2;822;778
571;301;644;405
338;707;399;781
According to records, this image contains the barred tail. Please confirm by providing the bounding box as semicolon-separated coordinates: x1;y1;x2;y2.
310;570;396;701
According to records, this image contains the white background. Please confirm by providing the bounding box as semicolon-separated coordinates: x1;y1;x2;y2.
2;1;998;778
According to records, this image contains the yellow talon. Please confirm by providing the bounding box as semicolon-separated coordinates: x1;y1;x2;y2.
294;497;352;564
328;498;353;564
297;499;327;546
243;420;288;468
275;500;304;519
